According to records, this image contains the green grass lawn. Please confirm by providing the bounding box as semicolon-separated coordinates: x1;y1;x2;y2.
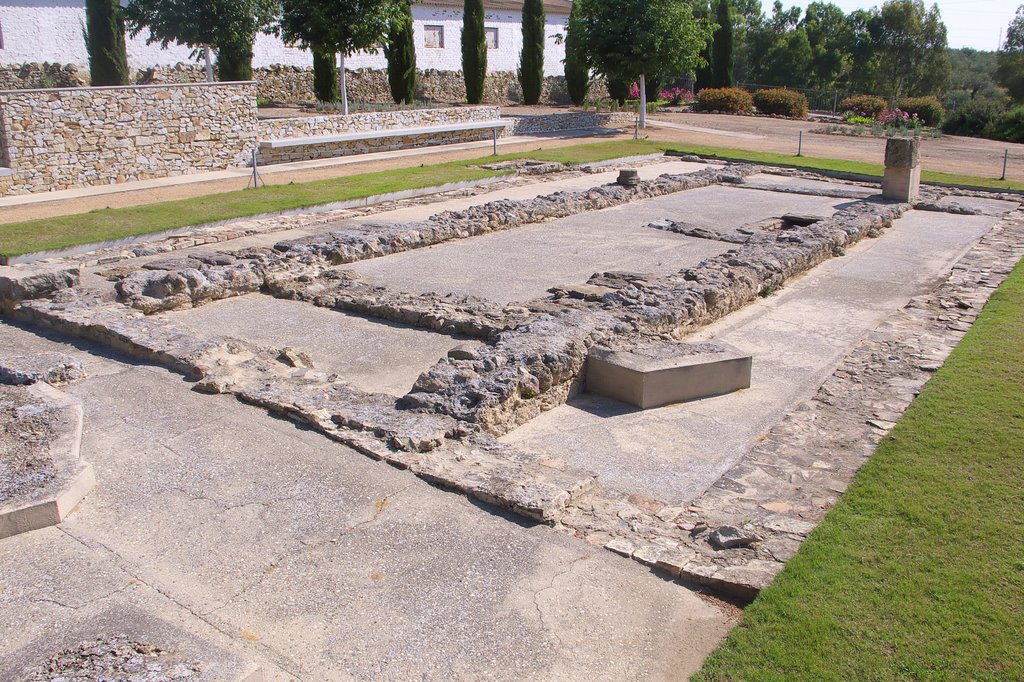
694;259;1024;681
2;138;1021;258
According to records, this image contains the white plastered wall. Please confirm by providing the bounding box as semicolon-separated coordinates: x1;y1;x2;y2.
0;1;568;76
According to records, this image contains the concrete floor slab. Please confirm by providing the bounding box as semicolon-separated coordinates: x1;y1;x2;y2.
0;349;734;680
161;294;464;396
744;173;879;197
350;186;852;304
501;209;998;502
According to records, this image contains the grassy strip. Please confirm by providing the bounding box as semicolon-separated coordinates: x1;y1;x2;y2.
0;162;503;257
2;138;1020;257
694;259;1024;681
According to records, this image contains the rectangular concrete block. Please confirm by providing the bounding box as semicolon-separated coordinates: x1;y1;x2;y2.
882;137;922;202
586;342;752;409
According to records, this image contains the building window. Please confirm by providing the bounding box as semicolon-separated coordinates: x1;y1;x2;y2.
485;27;499;50
424;25;444;49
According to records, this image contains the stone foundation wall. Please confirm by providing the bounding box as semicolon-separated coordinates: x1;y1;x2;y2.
0;62;610;106
0;82;258;196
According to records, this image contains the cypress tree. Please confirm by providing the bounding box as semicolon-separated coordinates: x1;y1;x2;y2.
461;0;487;104
312;47;340;103
711;0;734;88
217;36;255;81
85;0;130;86
385;0;417;104
519;0;545;104
564;0;589;105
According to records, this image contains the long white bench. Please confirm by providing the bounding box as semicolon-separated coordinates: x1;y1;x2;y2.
258;120;513;157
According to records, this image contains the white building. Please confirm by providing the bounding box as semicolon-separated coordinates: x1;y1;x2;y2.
0;0;571;76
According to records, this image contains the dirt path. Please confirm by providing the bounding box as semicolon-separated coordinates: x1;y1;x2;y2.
646;112;1024;182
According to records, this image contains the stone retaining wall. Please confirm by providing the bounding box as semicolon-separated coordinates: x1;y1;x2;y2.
0;80;504;195
0;63;611;106
0;82;258;196
508;111;636;135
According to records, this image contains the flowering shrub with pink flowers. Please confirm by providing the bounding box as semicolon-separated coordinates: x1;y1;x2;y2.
660;87;694;105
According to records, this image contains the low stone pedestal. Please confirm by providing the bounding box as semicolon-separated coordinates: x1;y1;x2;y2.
882;137;921;202
586;341;752;409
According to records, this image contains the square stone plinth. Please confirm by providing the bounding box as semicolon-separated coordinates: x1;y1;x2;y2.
586;341;752;409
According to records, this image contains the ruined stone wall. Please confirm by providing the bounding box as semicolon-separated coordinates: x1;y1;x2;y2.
0;82;258;196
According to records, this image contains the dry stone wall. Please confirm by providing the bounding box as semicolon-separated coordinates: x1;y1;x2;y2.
0;63;610;106
0;79;504;195
0;82;258;196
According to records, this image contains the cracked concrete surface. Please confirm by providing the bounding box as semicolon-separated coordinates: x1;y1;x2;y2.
0;321;733;680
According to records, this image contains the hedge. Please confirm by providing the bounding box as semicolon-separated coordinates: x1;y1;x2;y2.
697;87;753;114
839;94;886;118
753;88;809;118
896;96;945;126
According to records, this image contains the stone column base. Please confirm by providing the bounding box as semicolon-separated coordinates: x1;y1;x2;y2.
882;165;921;202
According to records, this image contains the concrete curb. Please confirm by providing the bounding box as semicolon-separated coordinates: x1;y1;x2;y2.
0;383;94;540
1;175;511;266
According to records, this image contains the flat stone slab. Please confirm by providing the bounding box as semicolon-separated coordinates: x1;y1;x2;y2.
0;352;85;386
0;383;94;539
587;341;752;409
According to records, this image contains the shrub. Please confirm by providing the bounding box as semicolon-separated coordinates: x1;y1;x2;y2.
985;106;1024;143
753;88;808;118
661;87;693;105
942;100;1004;137
896;96;944;126
839;94;886;118
697;87;753;113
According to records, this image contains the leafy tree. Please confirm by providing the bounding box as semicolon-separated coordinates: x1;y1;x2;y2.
801;2;852;89
462;0;487;104
385;0;417;104
949;48;1000;100
575;0;714;124
607;74;630;104
280;0;399;113
765;27;812;87
312;48;339;103
870;0;949;100
85;0;130;86
710;0;735;87
997;5;1024;102
564;0;590;104
125;0;277;82
519;0;545;104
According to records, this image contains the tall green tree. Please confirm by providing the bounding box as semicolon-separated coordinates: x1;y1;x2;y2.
125;0;277;82
85;0;130;86
280;0;399;113
997;5;1024;102
801;2;853;89
870;0;949;99
462;0;487;104
575;0;714;125
312;48;340;103
519;0;546;104
564;0;590;104
385;0;417;104
710;0;735;87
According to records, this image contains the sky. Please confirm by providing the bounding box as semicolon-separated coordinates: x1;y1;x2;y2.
786;0;1020;51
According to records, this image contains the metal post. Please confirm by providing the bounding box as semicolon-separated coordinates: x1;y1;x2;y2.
832;92;839;115
492;127;498;156
248;148;264;189
1001;149;1009;180
797;131;803;157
